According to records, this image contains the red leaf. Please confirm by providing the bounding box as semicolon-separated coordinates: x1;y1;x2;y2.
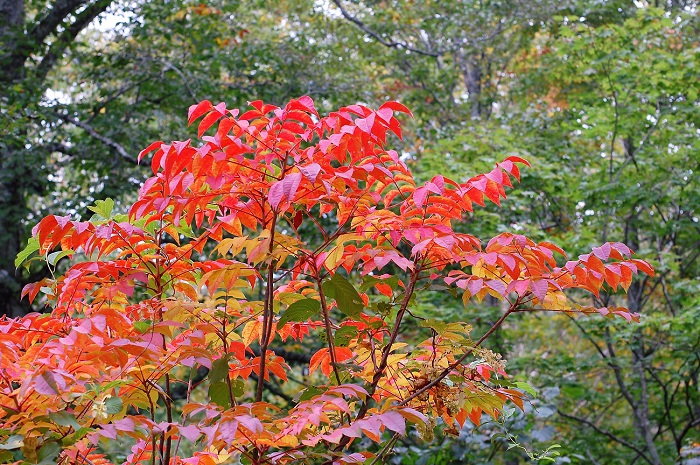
486;279;507;296
467;278;484;296
138;141;163;163
32;372;58;395
632;259;654;276
283;172;302;202
188;100;213;124
178;425;201;442
268;180;285;209
530;279;549;302
293;210;303;229
286;95;317;114
300;163;322;183
309;348;329;375
378;411;406;435
504;155;531;167
378;101;414;118
413;186;428;208
592;243;611;260
356;113;375;133
198;111;224;137
237;415;263;434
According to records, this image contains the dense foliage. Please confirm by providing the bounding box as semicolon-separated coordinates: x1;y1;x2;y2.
0;97;653;464
1;0;698;463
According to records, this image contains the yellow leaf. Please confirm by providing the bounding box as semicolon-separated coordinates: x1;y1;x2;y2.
242;319;263;347
325;244;344;269
337;233;364;244
276;435;299;447
542;291;570;310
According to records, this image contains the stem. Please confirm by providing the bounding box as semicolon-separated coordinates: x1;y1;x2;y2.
333;265;420;451
163;372;173;465
151;435;157;465
153;223;172;465
316;276;343;385
256;214;278;403
256;264;275;402
399;306;514;406
222;313;237;407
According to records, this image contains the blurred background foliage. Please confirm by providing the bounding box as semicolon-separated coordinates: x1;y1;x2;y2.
1;0;698;463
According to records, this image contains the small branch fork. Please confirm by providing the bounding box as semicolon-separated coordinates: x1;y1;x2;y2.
55;112;138;164
328;264;421;453
557;409;655;465
330;0;440;57
400;303;515;406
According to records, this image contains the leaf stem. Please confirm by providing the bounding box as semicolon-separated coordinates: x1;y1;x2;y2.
399;305;515;406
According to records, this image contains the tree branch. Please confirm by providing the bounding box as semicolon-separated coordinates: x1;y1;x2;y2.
400;305;514;406
28;0;89;49
331;0;440;57
557;409;654;465
35;0;113;81
162;60;199;103
57;113;137;164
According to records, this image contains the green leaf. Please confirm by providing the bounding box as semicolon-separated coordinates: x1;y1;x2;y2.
513;381;537;398
47;249;74;266
15;237;39;268
420;318;447;334
87;198;115;220
104;396;123;415
40;286;55;296
62;427;90;447
360;274;399;292
360;275;380;292
230;378;245;397
133;321;152;333
208;381;231;408
0;435;23;450
49;411;81;430
278;298;320;326
37;441;60;465
295;386;326;402
322;273;364;318
175;222;196;238
334;325;358;347
209;357;230;384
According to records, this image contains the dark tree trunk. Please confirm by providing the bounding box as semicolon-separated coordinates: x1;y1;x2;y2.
0;0;29;317
455;48;483;119
0;145;34;318
0;0;113;316
0;0;25;85
625;222;664;465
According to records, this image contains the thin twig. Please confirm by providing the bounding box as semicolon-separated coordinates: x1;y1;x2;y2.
56;113;138;164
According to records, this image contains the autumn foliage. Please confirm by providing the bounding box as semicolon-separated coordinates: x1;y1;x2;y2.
0;97;653;464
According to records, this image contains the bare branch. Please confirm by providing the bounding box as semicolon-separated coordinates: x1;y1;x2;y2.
28;0;89;48
57;113;137;164
162;60;199;103
90;75;154;120
330;0;440;57
557;409;654;465
36;0;113;81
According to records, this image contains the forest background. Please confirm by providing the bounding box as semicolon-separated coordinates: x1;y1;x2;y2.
1;0;698;463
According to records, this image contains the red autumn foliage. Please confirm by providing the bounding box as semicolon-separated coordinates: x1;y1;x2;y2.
1;96;652;464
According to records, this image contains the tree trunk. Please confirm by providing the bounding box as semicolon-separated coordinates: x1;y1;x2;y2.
625;224;664;465
455;48;482;119
0;0;114;316
0;0;30;317
0;0;25;85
